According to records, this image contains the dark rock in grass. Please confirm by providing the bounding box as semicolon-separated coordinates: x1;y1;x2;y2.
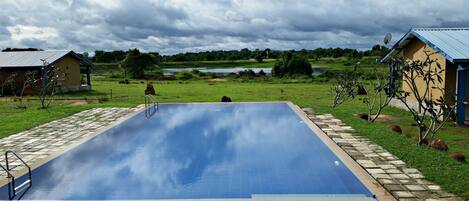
357;85;367;95
431;139;448;151
144;82;156;95
420;138;429;145
387;125;402;134
221;96;232;102
357;113;369;120
118;79;129;84
449;152;466;162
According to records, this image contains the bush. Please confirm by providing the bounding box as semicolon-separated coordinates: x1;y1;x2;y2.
238;69;256;78
175;71;197;80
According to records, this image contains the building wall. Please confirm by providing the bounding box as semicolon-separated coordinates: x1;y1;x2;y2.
0;68;42;95
53;55;82;87
401;39;447;102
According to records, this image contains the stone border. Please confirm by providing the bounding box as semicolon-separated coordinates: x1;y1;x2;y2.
288;103;395;201
303;110;462;201
0;107;143;186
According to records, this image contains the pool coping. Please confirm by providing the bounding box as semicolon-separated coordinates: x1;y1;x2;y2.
1;101;393;200
286;102;395;201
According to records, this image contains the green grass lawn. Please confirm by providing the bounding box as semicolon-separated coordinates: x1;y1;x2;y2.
0;78;468;199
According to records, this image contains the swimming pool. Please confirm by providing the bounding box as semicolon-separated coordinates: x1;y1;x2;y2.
0;102;376;200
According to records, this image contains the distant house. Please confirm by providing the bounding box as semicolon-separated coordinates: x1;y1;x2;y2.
0;50;92;94
382;28;469;125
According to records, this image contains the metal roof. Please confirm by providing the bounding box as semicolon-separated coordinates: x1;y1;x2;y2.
0;51;74;68
381;28;469;63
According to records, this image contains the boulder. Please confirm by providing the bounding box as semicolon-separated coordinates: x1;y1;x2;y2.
449;152;466;162
144;82;156;95
357;113;369;120
430;139;448;151
387;125;402;134
221;96;232;102
357;85;367;95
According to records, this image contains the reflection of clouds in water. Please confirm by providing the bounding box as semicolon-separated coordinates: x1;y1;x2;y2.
25;104;244;199
13;103;370;199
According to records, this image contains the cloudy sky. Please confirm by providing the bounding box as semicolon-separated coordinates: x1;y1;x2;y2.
0;0;468;54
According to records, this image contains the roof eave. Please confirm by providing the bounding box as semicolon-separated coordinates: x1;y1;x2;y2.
381;28;463;63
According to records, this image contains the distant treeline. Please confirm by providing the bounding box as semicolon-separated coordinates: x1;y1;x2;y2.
90;45;389;63
1;45;389;63
161;45;389;62
93;50;161;63
2;47;44;52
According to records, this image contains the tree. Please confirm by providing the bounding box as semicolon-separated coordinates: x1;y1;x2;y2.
254;53;264;63
36;60;66;109
264;48;271;59
2;47;43;52
120;49;159;79
7;71;38;108
331;65;392;122
272;52;312;77
391;51;455;145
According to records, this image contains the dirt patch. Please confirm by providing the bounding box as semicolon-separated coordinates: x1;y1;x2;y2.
207;78;227;83
355;113;399;122
59;99;99;105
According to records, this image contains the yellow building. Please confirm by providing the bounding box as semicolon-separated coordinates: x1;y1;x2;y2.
382;28;469;125
0;50;92;94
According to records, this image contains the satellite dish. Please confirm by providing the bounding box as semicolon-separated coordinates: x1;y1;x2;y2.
384;33;392;45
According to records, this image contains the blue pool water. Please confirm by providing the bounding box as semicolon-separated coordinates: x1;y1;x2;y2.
0;103;372;199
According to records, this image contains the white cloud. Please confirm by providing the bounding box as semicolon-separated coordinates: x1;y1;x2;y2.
7;25;58;41
0;0;468;54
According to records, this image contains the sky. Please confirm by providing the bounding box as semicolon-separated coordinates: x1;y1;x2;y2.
0;0;468;55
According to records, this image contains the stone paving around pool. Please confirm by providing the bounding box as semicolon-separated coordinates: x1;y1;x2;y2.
302;109;462;201
0;107;139;177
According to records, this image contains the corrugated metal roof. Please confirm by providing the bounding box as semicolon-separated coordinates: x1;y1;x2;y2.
382;28;469;63
0;51;72;68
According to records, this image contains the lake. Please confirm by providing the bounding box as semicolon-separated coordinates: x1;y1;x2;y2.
163;67;323;76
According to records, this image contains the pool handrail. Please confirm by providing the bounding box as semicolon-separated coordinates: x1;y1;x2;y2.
144;94;159;118
4;150;32;200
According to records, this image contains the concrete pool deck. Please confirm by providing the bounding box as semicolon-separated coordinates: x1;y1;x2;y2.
0;103;461;200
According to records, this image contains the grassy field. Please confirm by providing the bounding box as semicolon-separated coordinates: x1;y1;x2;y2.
0;61;468;199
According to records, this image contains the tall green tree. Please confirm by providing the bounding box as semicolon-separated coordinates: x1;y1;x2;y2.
121;49;159;79
272;52;312;77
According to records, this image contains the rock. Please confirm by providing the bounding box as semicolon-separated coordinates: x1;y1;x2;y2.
357;113;369;120
387;125;402;134
144;82;156;95
430;139;448;151
449;152;466;162
420;138;429;145
357;85;367;95
221;96;232;102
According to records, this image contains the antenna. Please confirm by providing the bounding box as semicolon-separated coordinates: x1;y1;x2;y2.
384;33;392;45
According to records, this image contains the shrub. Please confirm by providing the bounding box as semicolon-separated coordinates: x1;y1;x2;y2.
175;71;197;80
